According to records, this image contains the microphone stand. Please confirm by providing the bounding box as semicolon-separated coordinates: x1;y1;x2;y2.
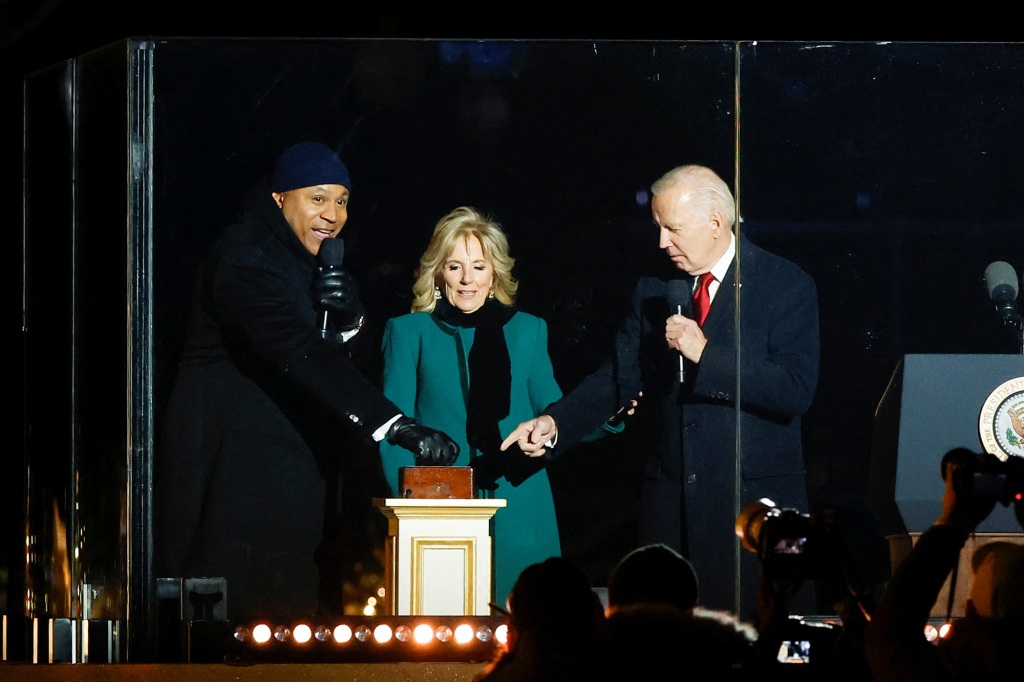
998;309;1024;354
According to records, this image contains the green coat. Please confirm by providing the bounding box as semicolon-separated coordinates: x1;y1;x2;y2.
379;309;563;605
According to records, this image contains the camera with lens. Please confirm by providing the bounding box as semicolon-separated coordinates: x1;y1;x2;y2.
735;498;836;582
944;447;1024;507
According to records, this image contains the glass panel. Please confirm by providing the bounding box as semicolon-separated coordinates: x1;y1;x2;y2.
22;42;137;662
739;41;1024;604
23;59;78;626
22;38;743;659
148;38;739;626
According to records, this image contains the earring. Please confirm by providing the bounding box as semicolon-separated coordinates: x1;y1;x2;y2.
488;289;495;299
434;286;442;300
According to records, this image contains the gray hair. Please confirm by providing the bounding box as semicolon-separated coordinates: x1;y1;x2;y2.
651;165;738;227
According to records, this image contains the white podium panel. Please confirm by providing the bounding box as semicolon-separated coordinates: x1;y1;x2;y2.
889;532;1024;618
374;498;506;616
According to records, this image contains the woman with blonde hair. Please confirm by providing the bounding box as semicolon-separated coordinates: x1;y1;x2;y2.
379;206;570;604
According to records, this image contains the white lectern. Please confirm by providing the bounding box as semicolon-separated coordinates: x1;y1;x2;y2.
374;498;506;616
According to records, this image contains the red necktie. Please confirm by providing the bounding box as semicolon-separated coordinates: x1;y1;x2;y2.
693;272;715;327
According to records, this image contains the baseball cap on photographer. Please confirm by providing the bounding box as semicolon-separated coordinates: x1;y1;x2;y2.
271;142;351;193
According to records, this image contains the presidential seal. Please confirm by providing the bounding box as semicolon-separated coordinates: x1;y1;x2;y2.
979;376;1024;462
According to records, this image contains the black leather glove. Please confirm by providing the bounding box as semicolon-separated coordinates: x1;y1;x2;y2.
386;417;460;466
469;445;546;491
312;267;364;332
469;452;505;491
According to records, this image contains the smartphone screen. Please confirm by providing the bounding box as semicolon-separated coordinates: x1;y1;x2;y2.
777;640;811;664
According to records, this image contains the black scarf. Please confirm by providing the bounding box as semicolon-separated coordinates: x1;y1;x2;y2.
434;296;543;488
433;296;514;455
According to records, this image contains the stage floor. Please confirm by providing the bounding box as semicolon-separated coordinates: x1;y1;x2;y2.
0;662;486;680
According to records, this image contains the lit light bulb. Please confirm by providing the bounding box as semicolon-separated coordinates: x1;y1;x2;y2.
333;624;353;643
454;623;475;644
292;623;312;644
252;623;272;644
413;623;434;644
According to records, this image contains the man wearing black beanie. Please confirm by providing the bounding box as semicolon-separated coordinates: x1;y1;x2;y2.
155;141;459;621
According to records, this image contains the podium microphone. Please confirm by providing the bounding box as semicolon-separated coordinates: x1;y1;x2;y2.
984;260;1020;323
666;279;690;384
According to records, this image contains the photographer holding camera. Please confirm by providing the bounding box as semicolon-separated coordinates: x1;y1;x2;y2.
866;447;1024;681
737;499;873;680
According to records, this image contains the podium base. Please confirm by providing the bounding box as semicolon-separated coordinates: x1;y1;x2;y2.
888;531;1024;617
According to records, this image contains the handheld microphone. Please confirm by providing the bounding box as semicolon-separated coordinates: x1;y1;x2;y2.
666;279;690;384
984;260;1020;322
317;237;345;337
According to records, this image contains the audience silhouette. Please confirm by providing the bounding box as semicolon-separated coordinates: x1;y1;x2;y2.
604;543;757;679
606;543;699;612
476;448;1024;681
471;556;609;681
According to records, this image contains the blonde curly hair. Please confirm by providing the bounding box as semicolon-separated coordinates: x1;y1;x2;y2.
411;206;518;313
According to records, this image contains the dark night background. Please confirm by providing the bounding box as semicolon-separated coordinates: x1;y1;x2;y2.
5;4;1022;655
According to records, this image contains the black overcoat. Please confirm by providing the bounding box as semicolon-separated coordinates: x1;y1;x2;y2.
155;181;400;619
548;234;820;615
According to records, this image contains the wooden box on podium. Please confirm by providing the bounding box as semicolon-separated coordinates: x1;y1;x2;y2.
375;467;505;616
